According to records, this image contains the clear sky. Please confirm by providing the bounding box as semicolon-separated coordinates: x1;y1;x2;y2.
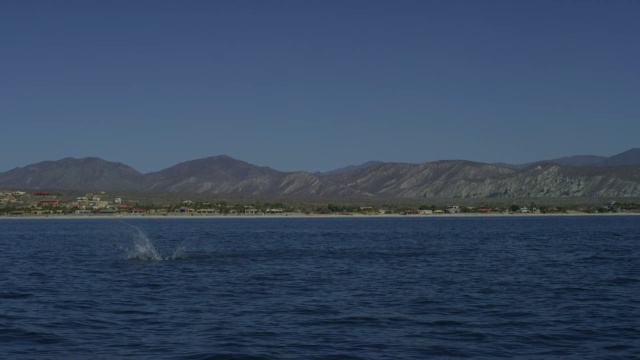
1;0;639;173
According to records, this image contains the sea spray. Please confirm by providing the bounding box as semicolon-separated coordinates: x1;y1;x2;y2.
167;244;187;260
127;226;163;261
120;221;187;261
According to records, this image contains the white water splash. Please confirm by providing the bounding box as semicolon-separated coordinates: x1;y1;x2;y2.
166;245;187;261
122;223;187;261
127;227;163;261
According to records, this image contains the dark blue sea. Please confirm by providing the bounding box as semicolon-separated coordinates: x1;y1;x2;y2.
1;217;639;359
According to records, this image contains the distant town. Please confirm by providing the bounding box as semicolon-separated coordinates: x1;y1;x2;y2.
2;190;638;217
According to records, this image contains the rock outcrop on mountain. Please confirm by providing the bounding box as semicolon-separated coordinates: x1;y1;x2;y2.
330;161;515;198
2;150;640;198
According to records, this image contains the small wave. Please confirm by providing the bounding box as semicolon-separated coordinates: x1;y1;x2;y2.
610;277;640;285
604;344;635;351
427;319;466;327
577;254;617;262
0;327;64;345
181;353;271;360
0;292;33;299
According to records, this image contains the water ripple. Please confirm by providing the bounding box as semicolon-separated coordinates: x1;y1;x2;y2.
1;217;639;358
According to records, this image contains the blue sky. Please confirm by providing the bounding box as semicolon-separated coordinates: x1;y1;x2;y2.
1;0;639;173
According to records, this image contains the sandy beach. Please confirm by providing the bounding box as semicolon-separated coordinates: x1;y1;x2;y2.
2;211;638;220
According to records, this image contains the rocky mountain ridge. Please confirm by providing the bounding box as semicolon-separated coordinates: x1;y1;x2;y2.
510;148;640;169
1;149;640;199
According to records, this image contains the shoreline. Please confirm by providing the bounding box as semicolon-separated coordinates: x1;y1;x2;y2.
1;212;639;220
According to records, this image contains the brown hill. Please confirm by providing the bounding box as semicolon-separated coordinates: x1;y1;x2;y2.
0;157;143;191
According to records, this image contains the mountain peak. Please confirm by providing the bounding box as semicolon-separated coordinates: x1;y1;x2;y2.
0;157;142;191
605;148;640;166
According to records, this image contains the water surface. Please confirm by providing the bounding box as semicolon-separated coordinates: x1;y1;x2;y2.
1;217;639;358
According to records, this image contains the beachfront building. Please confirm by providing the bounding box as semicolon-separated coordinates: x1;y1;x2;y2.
39;199;59;207
195;208;219;214
446;206;460;214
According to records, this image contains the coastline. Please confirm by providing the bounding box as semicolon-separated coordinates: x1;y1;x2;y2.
1;211;638;220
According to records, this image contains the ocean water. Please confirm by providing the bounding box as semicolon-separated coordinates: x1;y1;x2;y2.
1;216;639;359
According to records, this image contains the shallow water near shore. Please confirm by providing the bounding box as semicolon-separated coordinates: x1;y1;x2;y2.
1;217;639;358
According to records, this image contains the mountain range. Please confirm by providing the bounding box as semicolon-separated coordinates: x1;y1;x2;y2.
1;149;640;199
501;148;640;169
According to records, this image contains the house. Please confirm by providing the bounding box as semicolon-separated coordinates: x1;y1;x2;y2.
39;199;59;207
91;201;109;209
361;207;375;214
419;209;433;215
446;206;460;214
605;201;619;211
196;208;219;214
